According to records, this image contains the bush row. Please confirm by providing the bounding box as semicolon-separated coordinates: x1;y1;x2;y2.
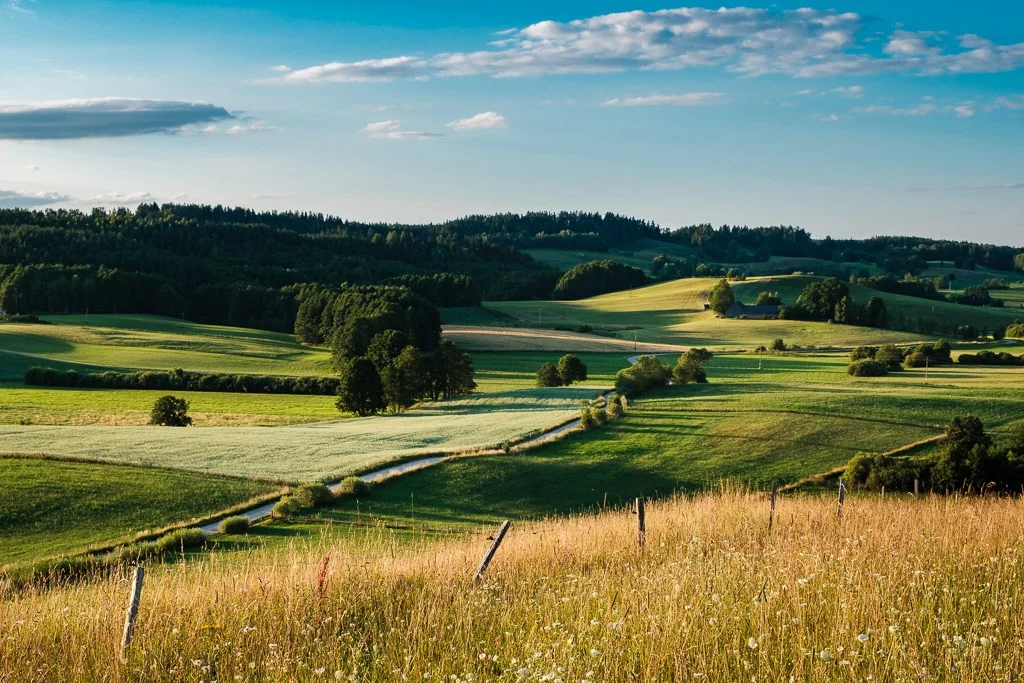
24;367;340;395
957;351;1024;366
273;477;371;518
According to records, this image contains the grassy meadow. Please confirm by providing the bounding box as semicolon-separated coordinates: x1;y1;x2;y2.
0;314;332;380
308;353;1023;528
0;456;277;566
4;491;1024;682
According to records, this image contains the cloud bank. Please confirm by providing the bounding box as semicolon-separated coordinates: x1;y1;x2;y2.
360;120;443;140
267;6;1024;85
0;98;233;140
602;92;724;107
0;189;69;208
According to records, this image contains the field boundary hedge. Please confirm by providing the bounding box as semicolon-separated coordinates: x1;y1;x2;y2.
24;367;339;395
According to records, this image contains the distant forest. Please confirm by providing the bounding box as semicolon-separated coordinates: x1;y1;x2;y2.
0;203;1020;333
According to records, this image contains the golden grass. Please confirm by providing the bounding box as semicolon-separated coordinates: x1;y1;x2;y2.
4;491;1023;681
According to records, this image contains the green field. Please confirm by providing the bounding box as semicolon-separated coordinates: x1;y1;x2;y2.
0;385;340;426
0;456;276;566
0;387;605;482
305;354;1024;528
0;314;332;380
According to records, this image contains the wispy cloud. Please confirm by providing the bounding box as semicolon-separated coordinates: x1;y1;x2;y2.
0;98;233;140
855;100;975;118
602;92;724;107
829;85;866;98
447;112;507;131
4;0;35;16
814;113;844;122
360;120;443;140
263;6;1024;85
225;119;277;135
0;188;67;208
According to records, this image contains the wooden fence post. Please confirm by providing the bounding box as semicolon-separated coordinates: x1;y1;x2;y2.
473;520;511;581
768;484;778;531
836;478;846;518
120;566;145;661
914;478;920;499
635;497;646;550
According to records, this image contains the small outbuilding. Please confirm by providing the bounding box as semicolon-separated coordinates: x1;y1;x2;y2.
723;302;781;320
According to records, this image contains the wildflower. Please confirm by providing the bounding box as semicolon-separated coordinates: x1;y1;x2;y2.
888;626;899;634
590;649;601;656
980;637;991;646
953;636;966;648
857;634;869;643
818;651;832;661
478;653;487;661
748;637;759;650
516;668;530;678
711;593;721;603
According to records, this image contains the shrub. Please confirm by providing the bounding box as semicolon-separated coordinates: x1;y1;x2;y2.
155;528;207;554
755;291;782;306
592;406;608;425
875;345;904;370
218;516;251;534
293;482;333;508
709;279;734;315
955;325;979;340
770;338;786;352
850;346;878;361
336;476;371;497
673;348;713;384
536;362;562;387
579;403;598;430
272;496;301;518
606;394;624;419
149;395;192;427
614;356;671;396
847;359;888;377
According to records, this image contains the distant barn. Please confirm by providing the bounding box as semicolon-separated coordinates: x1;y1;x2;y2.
723;302;781;320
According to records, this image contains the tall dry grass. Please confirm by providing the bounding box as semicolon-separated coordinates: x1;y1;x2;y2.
3;491;1023;682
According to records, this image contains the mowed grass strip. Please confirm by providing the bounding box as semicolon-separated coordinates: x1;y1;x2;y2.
0;456;276;566
0;385;340;426
0;314;332;379
0;387;605;482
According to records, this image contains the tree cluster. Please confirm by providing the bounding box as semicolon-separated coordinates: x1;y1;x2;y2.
24;366;339;395
846;416;1024;492
781;278;888;328
673;348;713;384
536;354;588;387
551;260;648;300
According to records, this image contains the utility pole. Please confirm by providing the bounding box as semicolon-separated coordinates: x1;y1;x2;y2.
924;356;929;383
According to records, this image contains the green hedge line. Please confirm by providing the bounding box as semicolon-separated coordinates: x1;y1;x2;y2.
24;367;340;395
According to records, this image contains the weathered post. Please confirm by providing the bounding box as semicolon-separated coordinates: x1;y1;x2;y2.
914;478;920;499
836;478;846;518
473;520;511;581
768;484;778;531
120;566;145;661
635;497;646;550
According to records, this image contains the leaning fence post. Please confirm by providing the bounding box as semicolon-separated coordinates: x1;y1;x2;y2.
120;565;145;661
634;497;646;550
768;484;778;531
473;520;511;581
836;478;846;518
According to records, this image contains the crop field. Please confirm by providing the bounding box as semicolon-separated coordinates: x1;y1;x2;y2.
313;354;1024;527
0;456;276;566
5;492;1024;682
0;314;332;380
0;387;605;482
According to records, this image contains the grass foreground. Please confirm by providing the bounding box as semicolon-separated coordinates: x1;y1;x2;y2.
3;491;1022;682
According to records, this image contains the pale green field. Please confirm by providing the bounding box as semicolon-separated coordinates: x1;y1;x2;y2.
0;314;332;380
0;387;604;482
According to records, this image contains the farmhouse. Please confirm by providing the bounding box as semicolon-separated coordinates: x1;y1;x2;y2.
723;302;781;320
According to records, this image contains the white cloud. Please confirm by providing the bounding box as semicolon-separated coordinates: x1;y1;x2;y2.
446;111;507;131
263;6;1024;84
270;65;291;72
855;99;975;118
829;85;865;98
0;98;233;140
0;188;67;208
602;92;724;107
225;119;276;135
82;191;155;205
17;164;40;172
360;120;443;140
815;113;843;122
796;89;814;96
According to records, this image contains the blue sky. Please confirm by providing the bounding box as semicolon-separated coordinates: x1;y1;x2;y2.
1;1;1022;244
